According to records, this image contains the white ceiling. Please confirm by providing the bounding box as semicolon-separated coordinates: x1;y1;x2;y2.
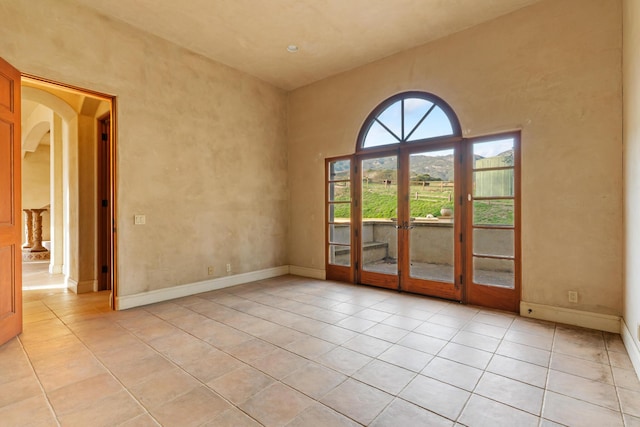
70;0;541;91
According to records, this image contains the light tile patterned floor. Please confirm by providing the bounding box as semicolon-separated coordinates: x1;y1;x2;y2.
1;274;640;426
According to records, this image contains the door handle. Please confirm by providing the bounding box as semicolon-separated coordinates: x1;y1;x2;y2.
395;221;414;230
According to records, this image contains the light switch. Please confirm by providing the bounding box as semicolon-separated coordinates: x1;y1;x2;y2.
134;214;146;225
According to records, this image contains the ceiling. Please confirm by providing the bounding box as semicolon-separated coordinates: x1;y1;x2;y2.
70;0;541;91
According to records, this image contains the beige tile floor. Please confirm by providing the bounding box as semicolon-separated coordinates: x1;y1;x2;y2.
2;269;640;426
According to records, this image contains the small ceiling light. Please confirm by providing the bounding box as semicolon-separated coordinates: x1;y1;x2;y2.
287;45;299;53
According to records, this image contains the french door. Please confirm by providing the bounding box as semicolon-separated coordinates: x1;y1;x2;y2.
356;142;462;301
325;132;520;312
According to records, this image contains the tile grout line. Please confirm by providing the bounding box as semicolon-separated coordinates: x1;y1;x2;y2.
16;323;62;427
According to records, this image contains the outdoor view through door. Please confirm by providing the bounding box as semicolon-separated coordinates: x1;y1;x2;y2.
325;92;521;312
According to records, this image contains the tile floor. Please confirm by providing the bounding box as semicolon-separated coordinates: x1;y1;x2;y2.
1;273;640;426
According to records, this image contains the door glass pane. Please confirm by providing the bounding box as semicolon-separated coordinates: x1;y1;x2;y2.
328;182;350;202
361;156;397;274
328;203;350;222
329;159;351;180
409;149;454;282
472;138;514;168
473;200;514;226
473;228;514;257
473;257;514;289
473;170;514;197
329;224;350;245
329;244;350;266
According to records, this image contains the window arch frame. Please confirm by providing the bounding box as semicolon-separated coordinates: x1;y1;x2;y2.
356;91;462;153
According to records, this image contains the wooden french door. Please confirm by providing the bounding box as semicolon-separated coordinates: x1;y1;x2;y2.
326;132;520;312
464;133;520;312
0;58;22;345
355;143;462;301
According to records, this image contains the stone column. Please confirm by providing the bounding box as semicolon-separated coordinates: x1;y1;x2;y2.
22;209;33;249
29;209;48;252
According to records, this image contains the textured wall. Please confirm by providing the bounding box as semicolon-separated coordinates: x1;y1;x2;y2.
623;0;640;359
288;0;623;315
1;0;288;296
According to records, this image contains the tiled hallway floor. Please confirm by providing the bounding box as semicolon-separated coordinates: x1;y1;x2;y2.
2;274;639;426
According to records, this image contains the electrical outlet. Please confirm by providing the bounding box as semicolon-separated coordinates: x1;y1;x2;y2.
226;263;231;273
134;214;146;225
568;291;578;303
208;266;214;276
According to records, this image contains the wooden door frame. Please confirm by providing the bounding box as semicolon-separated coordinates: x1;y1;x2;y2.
325;155;356;283
22;73;118;309
97;113;112;292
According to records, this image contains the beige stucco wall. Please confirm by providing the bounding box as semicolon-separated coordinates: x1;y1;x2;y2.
623;0;640;362
22;141;51;242
1;0;288;296
288;0;623;315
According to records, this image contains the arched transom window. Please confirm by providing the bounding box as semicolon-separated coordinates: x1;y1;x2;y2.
358;91;461;150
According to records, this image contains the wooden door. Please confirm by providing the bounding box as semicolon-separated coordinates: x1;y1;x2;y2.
464;133;521;312
0;58;22;346
401;144;462;301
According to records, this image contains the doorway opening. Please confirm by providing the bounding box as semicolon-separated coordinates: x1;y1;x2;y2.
20;75;117;308
325;92;520;312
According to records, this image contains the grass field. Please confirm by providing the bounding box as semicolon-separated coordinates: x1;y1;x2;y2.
331;182;513;225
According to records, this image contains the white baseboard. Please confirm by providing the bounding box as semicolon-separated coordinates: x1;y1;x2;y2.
65;277;77;293
621;319;640;380
116;265;290;310
66;278;95;294
289;266;326;280
520;301;621;333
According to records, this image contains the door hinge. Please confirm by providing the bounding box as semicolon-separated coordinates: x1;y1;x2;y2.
102;199;108;207
355;228;359;238
355;261;359;270
459;233;463;243
460;274;464;284
102;265;109;273
459;195;463;205
355;165;358;174
101;133;108;141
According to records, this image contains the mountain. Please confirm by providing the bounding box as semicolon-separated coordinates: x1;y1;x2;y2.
335;149;513;182
362;154;456;181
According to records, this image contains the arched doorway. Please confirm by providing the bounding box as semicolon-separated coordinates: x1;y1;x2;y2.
325;92;521;312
